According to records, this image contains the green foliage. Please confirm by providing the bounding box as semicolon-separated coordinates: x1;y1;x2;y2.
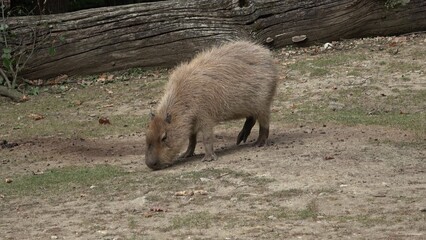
0;0;56;100
48;46;56;56
27;86;40;95
385;0;410;9
2;46;12;69
0;165;127;196
168;211;215;230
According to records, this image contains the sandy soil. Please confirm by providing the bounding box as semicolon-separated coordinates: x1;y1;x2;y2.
1;34;425;240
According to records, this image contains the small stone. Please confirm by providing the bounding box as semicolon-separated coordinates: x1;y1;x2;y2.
96;230;108;235
51;236;58;239
321;42;333;51
194;190;208;195
5;178;12;183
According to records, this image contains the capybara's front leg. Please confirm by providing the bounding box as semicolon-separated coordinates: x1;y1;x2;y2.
201;127;217;162
237;116;256;145
179;133;197;158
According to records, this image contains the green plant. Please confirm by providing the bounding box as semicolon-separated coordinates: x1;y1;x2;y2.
0;165;127;197
0;0;53;101
385;0;410;9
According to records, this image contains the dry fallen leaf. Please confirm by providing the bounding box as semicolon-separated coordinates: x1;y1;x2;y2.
73;100;82;106
21;95;30;101
97;73;107;82
97;74;114;83
150;207;166;212
175;190;194;196
28;113;44;121
98;117;111;125
102;104;114;108
32;171;44;175
194;190;208;195
143;212;153;218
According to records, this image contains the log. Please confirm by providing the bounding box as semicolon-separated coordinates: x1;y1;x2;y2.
0;86;25;102
8;0;426;79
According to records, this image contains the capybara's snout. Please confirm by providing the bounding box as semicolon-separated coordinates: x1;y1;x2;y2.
145;150;163;170
145;156;163;170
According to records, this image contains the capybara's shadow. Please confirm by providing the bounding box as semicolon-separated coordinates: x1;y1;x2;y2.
172;143;253;167
170;130;317;169
55;137;144;158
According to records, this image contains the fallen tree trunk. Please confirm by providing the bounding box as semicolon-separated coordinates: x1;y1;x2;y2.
9;0;426;79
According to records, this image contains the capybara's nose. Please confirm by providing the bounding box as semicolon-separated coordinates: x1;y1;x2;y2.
145;159;162;170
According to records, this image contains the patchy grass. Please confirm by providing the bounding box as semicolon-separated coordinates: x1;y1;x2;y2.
268;188;305;198
0;165;127;197
291;106;424;134
144;168;274;193
332;214;388;227
298;200;319;220
0;71;167;140
288;53;367;77
386;61;423;73
264;199;320;220
2;113;148;139
167;211;215;230
274;86;425;136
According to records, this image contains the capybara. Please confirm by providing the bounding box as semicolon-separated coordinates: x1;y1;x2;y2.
145;40;278;170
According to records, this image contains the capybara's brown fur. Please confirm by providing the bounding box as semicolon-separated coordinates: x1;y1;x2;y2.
145;41;278;170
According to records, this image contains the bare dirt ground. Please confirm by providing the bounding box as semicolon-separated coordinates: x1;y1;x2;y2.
1;34;425;240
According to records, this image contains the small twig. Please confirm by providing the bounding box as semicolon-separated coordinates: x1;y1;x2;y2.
0;68;11;88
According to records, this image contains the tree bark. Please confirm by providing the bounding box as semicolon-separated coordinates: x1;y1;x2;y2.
8;0;426;79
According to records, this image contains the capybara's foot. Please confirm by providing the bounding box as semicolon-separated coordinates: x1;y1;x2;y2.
254;126;269;147
201;153;218;162
237;117;256;145
254;138;269;147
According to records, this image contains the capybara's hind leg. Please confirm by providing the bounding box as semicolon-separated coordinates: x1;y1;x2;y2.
201;126;218;162
179;133;197;158
237;116;256;145
255;115;270;147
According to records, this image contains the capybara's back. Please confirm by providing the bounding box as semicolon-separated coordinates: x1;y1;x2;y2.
167;41;277;122
145;41;278;170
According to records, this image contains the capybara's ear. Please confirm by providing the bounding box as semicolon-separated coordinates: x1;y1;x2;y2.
165;113;172;123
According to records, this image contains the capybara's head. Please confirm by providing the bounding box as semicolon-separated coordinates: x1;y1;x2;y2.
145;113;181;170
